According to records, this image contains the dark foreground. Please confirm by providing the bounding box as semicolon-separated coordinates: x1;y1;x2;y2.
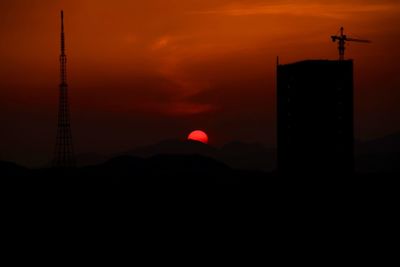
1;154;264;185
1;154;399;187
2;154;398;230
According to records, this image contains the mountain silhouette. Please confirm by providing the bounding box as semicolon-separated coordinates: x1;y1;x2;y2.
118;139;275;171
1;154;266;184
0;161;29;176
75;152;109;166
356;132;400;155
356;132;400;173
3;133;400;185
120;139;217;158
87;154;238;183
220;141;276;171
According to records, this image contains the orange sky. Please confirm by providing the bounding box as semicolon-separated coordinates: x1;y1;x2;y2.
1;0;400;166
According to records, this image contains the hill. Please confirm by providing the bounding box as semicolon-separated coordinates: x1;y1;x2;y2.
119;139;275;171
356;132;400;173
1;154;268;185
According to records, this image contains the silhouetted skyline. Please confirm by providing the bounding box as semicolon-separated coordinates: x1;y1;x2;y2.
1;1;400;167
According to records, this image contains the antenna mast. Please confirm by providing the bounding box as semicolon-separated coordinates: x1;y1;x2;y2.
53;10;76;168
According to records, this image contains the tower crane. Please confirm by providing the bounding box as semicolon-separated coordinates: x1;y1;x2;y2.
331;27;371;60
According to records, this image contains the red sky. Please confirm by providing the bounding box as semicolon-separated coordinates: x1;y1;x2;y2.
1;0;400;166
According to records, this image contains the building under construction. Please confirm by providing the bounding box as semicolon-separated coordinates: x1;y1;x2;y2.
277;60;354;175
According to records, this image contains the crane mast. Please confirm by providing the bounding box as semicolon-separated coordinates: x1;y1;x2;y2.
331;27;371;60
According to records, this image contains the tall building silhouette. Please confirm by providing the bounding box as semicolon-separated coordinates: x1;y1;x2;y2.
52;11;75;168
277;60;354;174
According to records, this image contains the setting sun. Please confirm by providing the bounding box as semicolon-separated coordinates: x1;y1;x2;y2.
188;130;209;144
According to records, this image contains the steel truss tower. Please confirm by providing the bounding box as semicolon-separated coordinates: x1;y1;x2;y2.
52;11;76;168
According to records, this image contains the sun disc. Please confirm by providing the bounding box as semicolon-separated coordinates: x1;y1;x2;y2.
187;130;208;144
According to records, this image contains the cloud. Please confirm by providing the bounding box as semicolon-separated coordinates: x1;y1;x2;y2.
194;1;400;19
156;102;217;116
151;36;171;50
